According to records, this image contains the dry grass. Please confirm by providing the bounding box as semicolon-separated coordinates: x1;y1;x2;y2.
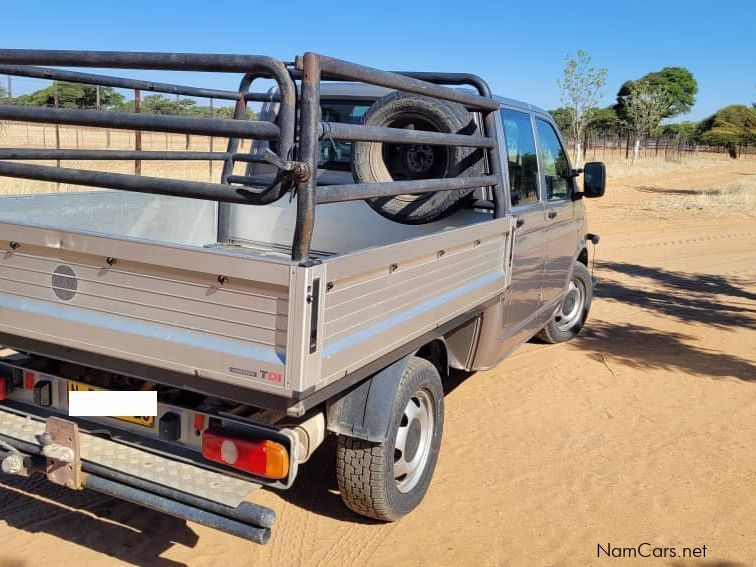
602;154;737;179
0;121;251;194
625;176;756;219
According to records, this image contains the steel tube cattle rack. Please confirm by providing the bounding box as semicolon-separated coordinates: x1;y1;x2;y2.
0;49;505;262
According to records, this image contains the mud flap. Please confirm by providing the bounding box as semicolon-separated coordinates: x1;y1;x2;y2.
326;355;412;443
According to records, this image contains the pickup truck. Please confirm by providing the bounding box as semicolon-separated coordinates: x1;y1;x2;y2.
0;50;605;543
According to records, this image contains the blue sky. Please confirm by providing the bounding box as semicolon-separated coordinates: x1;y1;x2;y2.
1;0;754;121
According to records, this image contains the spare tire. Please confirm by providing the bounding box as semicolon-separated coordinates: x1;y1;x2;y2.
351;92;485;224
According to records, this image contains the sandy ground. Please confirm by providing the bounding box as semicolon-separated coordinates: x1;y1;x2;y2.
1;159;755;567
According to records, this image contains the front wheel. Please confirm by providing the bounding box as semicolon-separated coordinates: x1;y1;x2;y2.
537;261;593;344
336;357;444;521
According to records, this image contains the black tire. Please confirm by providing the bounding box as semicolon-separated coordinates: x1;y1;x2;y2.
336;357;444;521
537;262;593;344
351;92;485;224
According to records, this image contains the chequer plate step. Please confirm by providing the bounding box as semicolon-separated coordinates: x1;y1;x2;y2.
0;407;259;507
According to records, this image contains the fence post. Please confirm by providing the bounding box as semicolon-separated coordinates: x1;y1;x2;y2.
53;81;61;169
134;89;142;175
209;97;214;179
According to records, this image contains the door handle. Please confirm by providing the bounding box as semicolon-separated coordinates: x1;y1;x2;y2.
547;210;558;219
515;217;525;228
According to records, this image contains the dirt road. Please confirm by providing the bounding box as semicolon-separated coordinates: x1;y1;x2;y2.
1;159;755;566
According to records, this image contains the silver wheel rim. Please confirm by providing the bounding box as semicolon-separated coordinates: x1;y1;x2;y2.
554;277;586;331
394;389;434;493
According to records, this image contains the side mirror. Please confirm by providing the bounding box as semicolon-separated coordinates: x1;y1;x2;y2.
583;162;606;198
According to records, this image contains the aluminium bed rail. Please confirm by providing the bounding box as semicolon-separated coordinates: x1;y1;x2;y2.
0;49;506;262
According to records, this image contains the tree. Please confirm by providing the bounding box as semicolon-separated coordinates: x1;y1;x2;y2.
141;94;196;115
622;80;669;161
616;67;697;121
15;82;123;109
697;105;756;158
586;106;620;136
549;107;574;136
662;121;697;140
115;96;254;119
557;50;607;166
551;105;619;140
645;67;697;117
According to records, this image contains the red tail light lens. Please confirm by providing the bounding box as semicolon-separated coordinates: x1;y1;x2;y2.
0;376;9;400
202;430;289;480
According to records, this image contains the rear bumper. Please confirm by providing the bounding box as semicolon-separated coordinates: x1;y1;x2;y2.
0;405;276;543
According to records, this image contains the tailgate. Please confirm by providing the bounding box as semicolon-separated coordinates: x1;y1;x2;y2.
0;219;294;399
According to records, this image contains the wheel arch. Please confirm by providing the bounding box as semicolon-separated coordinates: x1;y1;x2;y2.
326;339;448;443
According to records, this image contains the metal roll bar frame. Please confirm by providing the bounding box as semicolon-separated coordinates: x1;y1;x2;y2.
0;49;506;263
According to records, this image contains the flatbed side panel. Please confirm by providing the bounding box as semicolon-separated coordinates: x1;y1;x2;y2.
318;217;514;386
0;235;293;395
0;219;292;285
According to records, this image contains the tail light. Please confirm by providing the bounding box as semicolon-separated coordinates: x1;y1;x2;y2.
202;430;289;480
0;375;9;400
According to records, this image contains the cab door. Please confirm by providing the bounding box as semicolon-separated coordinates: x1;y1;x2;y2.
499;108;547;336
534;117;580;306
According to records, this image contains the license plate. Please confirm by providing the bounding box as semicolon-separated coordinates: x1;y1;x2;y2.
67;381;156;428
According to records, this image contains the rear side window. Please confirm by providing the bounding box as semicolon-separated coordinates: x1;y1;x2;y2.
319;101;370;170
535;119;572;201
501;109;539;207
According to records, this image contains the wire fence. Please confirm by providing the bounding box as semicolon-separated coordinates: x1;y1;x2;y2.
567;132;755;162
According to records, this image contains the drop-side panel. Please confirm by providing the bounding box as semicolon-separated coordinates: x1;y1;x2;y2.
318;217;514;386
0;223;293;395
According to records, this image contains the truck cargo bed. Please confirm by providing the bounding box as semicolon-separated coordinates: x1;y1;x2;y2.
0;189;513;412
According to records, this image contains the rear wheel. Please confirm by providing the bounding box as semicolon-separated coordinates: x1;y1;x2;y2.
336;357;444;521
537;262;593;344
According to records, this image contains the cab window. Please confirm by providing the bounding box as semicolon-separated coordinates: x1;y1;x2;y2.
535;119;572;201
319;101;370;170
501;109;539;207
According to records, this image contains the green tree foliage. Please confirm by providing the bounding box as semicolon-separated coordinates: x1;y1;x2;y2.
115;95;194;114
549;107;573;135
645;67;697;117
615;67;697;121
550;105;620;138
143;94;196;115
15;82;124;109
12;83;254;119
697;105;756;157
586;106;620;135
661;121;697;139
557;50;607;165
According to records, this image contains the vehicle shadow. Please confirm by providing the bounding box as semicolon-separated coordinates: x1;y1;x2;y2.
276;436;381;524
573;321;755;381
668;561;747;567
632;184;714;195
596;261;756;330
0;475;196;567
443;368;475;396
